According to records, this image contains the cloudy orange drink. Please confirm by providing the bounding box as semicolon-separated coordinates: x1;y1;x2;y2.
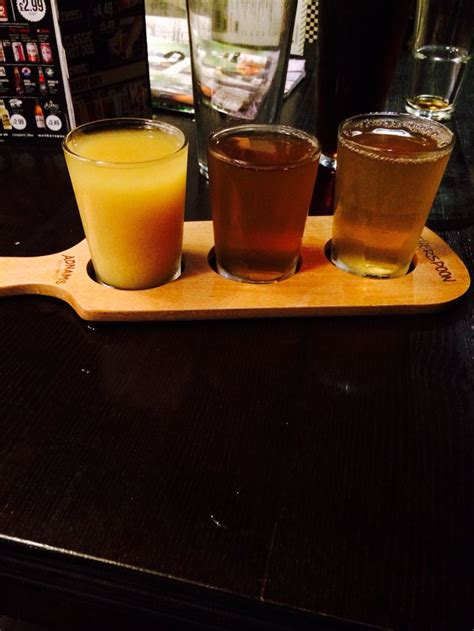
63;119;187;290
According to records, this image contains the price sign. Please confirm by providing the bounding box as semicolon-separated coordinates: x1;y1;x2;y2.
90;0;118;39
10;113;26;130
46;114;62;131
16;0;47;23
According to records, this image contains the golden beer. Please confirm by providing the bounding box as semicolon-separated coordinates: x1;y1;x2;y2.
331;114;453;278
208;125;320;283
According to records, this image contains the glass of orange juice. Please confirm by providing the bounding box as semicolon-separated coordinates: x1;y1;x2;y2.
63;118;188;290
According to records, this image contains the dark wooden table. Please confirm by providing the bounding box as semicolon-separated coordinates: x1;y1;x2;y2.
0;56;473;631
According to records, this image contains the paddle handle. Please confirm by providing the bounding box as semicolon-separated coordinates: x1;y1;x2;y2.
0;250;78;297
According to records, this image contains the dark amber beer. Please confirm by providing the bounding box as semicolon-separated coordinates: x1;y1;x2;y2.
207;125;320;283
315;0;412;163
331;114;454;278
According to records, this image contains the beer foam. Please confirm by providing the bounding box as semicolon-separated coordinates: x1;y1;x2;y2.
340;116;453;163
209;124;321;170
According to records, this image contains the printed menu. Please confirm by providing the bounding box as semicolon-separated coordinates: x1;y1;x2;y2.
58;0;151;127
0;0;73;140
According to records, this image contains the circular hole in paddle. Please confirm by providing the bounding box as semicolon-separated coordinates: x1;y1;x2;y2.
85;258;185;287
86;260;98;283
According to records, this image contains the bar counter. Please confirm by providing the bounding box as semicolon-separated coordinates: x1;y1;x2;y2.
0;58;473;630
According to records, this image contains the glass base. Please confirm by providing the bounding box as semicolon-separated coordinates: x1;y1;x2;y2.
95;259;182;290
198;159;209;179
320;153;337;169
405;96;454;121
330;250;409;280
216;260;297;284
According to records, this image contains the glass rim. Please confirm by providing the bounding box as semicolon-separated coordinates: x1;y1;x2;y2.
338;112;454;154
62;117;188;167
207;124;321;170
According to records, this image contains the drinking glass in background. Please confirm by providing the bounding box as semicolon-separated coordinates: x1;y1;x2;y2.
405;0;474;120
331;113;454;279
310;0;412;215
207;124;320;284
186;0;297;177
314;0;412;170
63;118;188;290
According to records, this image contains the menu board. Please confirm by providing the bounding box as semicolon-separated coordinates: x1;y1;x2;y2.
0;0;151;141
58;0;151;126
0;0;73;140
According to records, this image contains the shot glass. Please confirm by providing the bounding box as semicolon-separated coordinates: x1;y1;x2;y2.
63;118;188;290
405;0;474;121
207;124;320;283
331;113;454;279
